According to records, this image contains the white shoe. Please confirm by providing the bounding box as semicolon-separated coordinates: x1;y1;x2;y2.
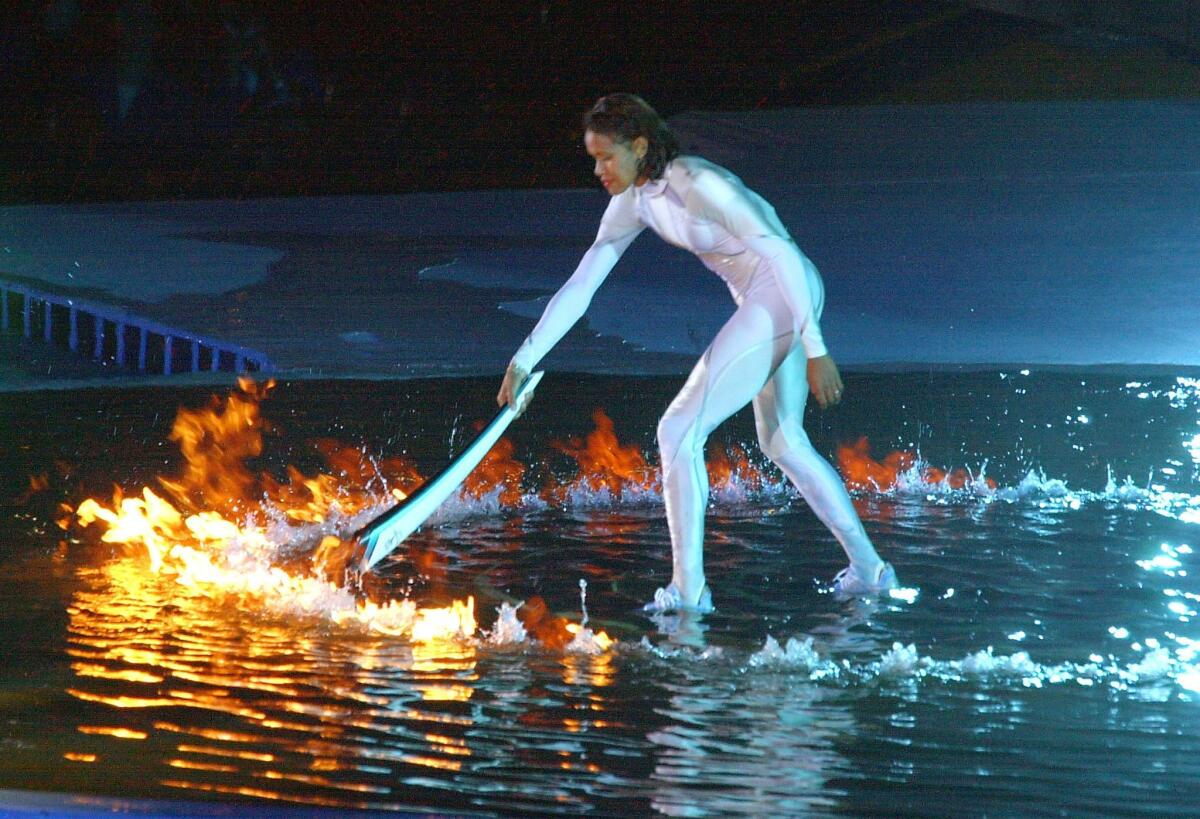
833;561;898;596
643;582;714;614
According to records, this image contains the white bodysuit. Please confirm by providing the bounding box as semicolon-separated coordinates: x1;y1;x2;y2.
511;156;878;606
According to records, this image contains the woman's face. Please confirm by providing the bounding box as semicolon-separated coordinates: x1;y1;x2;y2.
585;129;647;195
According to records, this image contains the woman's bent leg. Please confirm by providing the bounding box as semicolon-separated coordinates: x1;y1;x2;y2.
752;345;886;576
656;301;792;608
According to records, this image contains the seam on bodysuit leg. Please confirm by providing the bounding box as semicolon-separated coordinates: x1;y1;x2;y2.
661;330;790;480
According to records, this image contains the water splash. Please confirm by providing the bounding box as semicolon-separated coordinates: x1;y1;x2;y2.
564;579;615;655
483;602;528;646
741;636;1200;698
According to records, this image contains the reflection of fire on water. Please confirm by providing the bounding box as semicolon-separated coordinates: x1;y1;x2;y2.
67;377;610;650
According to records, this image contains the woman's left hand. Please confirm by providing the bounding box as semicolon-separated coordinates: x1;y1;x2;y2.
807;354;844;409
497;362;533;417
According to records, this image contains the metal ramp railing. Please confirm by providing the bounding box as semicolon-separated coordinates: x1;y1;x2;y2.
1;277;272;376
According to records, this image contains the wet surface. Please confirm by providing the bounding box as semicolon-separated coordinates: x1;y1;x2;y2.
3;370;1200;815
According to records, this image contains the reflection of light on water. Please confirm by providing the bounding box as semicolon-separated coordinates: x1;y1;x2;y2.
1137;545;1183;574
77;726;148;740
63;752;98;763
1186;433;1200;465
63;552;494;806
560;650;616;688
167;758;238;773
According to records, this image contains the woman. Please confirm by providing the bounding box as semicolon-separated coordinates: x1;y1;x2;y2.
497;94;896;612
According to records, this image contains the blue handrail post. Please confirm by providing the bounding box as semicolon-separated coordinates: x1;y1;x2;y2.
94;316;105;361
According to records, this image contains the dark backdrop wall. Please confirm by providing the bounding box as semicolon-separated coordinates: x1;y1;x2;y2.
2;0;1198;204
966;0;1200;50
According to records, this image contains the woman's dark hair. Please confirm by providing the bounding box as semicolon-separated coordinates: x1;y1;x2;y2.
584;93;680;182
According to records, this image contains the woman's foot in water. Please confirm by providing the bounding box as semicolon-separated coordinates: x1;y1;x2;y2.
643;582;714;614
833;561;898;597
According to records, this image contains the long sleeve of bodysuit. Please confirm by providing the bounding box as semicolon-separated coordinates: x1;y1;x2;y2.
684;166;828;359
510;193;644;372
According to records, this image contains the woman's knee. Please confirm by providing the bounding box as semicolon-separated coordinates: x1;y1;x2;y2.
658;411;703;472
757;419;813;463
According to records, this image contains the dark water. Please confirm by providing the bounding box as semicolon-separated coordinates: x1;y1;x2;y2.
3;369;1200;815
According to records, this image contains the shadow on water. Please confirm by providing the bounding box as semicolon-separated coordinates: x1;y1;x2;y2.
2;370;1200;815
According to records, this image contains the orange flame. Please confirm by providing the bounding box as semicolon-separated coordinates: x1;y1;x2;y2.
515;596;574;650
310;439;423;502
68;380;610;651
14;473;50;505
463;437;525;505
512;596;598;651
70;379;488;644
157;377;272;516
546;409;658;501
837;437;995;491
707;443;767;492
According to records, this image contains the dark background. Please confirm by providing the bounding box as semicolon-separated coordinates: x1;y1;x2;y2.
3;0;1200;204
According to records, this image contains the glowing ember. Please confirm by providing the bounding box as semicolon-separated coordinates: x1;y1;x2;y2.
547;409;658;501
837;437;995;491
14;473;49;505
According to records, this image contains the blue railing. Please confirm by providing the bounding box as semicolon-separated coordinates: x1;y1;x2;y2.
1;277;272;376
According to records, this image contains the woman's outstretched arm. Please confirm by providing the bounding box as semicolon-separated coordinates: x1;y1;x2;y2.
499;194;643;410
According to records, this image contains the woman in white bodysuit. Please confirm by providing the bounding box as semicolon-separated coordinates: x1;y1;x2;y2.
498;94;897;612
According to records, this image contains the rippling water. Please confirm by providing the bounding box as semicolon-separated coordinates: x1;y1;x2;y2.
3;369;1199;815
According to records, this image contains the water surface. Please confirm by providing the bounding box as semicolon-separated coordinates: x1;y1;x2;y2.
2;370;1199;815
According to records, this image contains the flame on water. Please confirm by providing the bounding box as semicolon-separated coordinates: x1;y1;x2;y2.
706;443;768;493
156;377;272;517
69;379;610;651
546;409;659;501
463;436;525;506
70;379;476;644
506;594;615;654
837;437;996;492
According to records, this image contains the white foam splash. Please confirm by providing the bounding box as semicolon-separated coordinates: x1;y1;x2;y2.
739;638;1200;698
877;642;931;677
1126;647;1173;680
636;636;725;662
748;635;822;670
484;602;528;646
961;646;1039;676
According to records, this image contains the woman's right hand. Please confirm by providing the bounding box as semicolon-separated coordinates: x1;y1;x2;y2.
807;354;844;409
497;362;532;416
